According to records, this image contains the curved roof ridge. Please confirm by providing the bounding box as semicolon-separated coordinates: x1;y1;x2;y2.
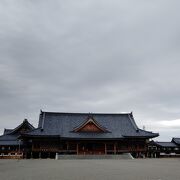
128;113;139;130
9;119;35;134
172;137;180;139
41;111;132;116
3;128;13;135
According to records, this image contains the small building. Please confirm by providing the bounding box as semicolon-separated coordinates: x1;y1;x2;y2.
172;137;180;146
0;119;34;159
21;111;158;159
148;139;180;158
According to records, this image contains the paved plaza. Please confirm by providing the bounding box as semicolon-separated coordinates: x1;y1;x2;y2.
0;159;180;180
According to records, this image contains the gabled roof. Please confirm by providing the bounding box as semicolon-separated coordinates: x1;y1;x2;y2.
23;111;159;139
0;119;34;146
172;138;180;145
8;119;35;135
72;116;109;133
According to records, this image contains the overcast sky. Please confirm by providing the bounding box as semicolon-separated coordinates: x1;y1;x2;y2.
0;0;180;141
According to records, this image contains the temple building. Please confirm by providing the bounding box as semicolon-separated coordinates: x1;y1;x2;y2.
0;119;34;159
20;111;158;159
148;138;180;158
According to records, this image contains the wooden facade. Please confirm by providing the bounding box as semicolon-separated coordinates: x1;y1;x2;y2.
28;139;147;158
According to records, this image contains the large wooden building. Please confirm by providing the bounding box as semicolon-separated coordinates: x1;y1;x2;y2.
20;111;158;159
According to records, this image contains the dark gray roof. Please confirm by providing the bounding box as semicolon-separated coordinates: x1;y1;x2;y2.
153;141;177;147
3;129;13;135
172;138;180;145
0;140;22;146
0;119;34;146
0;134;21;146
9;119;35;134
24;111;159;139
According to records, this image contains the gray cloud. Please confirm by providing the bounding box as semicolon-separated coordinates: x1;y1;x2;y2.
0;0;180;140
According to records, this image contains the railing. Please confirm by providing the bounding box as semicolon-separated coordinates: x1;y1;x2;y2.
32;148;59;152
0;152;23;159
32;147;146;153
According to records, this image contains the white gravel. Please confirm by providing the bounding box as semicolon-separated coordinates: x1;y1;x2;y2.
0;158;180;180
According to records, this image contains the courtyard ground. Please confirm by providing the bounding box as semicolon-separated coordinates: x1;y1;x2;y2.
0;158;180;180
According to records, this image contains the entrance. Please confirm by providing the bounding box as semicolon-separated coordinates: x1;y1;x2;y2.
79;142;105;155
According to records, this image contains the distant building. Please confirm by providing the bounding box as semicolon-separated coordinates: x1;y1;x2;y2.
0;119;34;159
148;138;180;158
21;111;158;159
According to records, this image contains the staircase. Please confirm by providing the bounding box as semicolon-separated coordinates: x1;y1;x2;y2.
56;153;134;160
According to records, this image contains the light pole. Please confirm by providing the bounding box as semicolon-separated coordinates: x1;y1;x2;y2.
18;140;21;158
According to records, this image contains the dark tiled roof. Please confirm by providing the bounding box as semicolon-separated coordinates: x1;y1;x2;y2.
3;129;13;135
0;119;34;146
153;141;177;147
0;134;18;141
9;119;35;134
24;111;159;139
0;134;21;145
172;138;180;145
0;140;22;146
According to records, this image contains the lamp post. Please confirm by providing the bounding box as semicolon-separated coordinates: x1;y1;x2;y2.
18;140;21;158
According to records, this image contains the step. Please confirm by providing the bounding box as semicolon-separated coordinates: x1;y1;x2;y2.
56;153;134;160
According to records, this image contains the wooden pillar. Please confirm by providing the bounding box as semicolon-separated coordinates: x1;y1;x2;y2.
104;143;107;154
114;143;117;154
76;143;79;155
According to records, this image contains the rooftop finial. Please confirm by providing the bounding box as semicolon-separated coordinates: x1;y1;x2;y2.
23;119;28;122
88;112;93;118
41;111;45;131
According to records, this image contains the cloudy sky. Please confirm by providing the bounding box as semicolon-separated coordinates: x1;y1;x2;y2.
0;0;180;140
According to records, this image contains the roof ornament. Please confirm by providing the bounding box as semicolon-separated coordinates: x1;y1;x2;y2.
23;119;28;122
41;112;45;131
88;112;93;119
